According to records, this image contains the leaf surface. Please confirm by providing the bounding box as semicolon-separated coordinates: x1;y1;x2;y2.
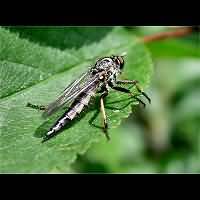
0;27;153;172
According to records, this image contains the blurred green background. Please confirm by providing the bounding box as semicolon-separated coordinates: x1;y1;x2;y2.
71;26;200;173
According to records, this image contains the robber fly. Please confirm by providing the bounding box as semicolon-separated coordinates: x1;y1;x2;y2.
27;54;151;143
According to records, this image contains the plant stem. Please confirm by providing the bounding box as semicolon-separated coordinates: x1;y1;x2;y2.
142;27;194;43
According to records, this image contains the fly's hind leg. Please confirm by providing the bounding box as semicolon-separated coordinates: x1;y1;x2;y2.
100;91;110;141
26;102;46;111
116;80;151;104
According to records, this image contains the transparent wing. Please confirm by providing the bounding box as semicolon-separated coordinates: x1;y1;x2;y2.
61;71;88;95
42;70;99;118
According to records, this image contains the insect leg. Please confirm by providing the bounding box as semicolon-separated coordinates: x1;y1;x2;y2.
112;86;146;108
116;80;139;86
26;102;46;111
100;91;110;141
133;97;146;108
116;80;151;104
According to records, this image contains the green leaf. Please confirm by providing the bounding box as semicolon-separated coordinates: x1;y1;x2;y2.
0;27;153;172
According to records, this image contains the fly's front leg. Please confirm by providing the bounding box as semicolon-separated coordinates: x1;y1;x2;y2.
111;86;146;108
116;80;151;104
100;91;110;141
26;102;46;111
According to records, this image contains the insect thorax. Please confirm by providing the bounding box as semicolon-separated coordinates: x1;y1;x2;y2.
91;57;121;85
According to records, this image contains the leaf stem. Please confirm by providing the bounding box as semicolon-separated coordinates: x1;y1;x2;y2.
142;27;195;43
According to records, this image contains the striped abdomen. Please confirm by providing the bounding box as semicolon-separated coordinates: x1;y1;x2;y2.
42;86;97;142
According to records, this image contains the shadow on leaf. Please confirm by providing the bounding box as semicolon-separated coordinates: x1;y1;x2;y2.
33;94;135;141
6;27;113;50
